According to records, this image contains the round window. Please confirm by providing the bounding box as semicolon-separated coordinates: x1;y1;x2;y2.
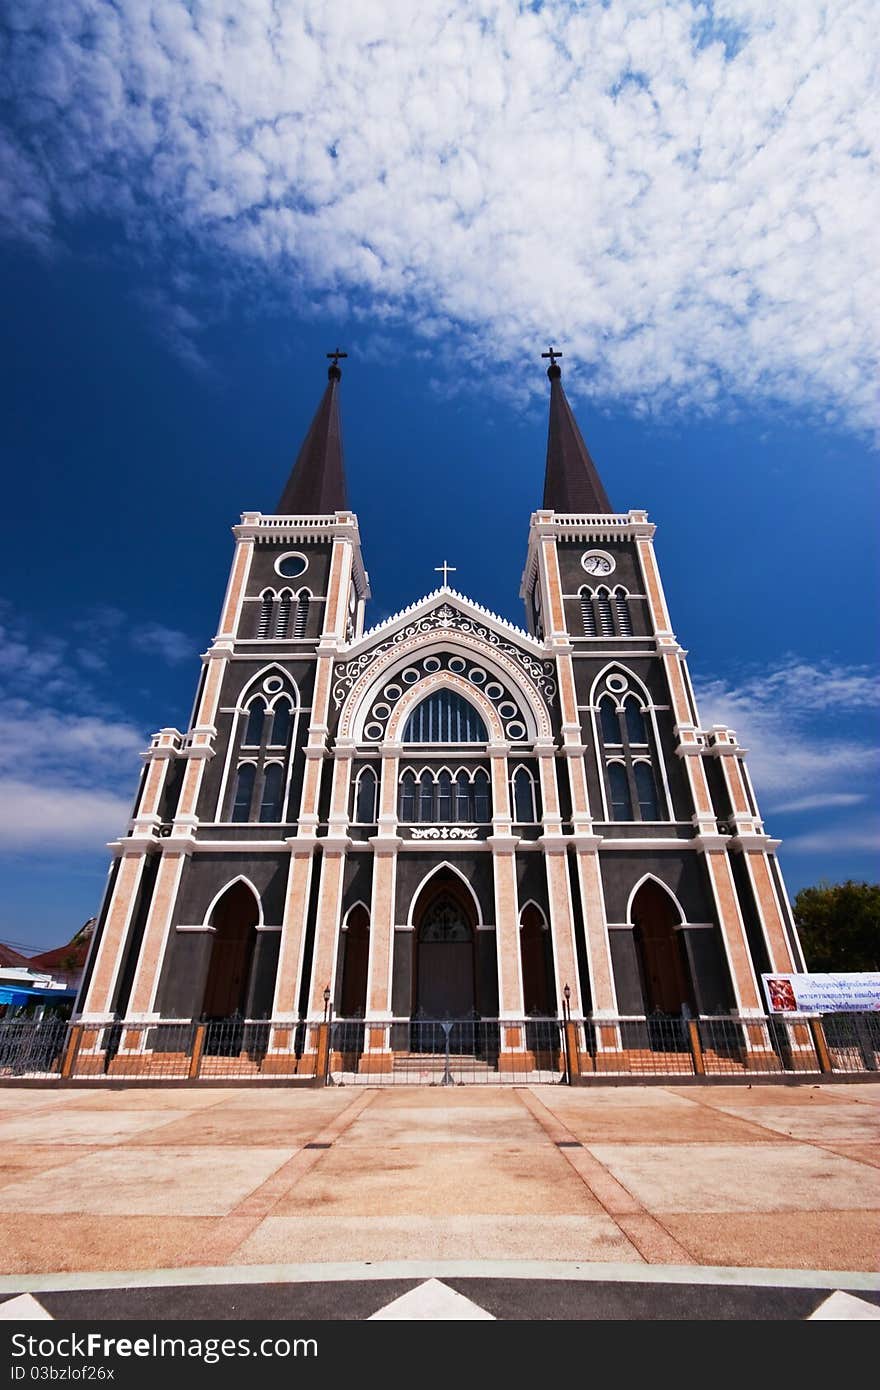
606;674;629;693
384;683;403;701
275;552;308;579
448;657;466;673
372;702;391;720
423;656;442;673
468;668;486;685
263;677;283;694
506;721;526;741
485;682;505;700
498;700;518;719
402;668;420;684
364;721;384;741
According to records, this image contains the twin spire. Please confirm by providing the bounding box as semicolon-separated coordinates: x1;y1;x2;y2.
275;349;612;517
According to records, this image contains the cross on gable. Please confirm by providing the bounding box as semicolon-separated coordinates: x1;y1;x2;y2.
434;560;456;586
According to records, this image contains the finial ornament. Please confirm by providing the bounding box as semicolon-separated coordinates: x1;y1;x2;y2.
326;347;347;381
434;560;457;586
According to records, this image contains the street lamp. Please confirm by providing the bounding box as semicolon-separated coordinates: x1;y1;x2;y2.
562;982;572;1086
323;985;333;1086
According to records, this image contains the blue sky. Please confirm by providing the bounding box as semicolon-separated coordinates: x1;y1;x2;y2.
1;1;878;952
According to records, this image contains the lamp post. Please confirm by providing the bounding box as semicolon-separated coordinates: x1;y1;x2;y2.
562;982;572;1086
323;985;333;1087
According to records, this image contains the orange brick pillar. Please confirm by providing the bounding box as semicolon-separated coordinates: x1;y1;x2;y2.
360;743;400;1074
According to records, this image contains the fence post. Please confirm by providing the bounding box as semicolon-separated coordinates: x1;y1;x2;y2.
807;1017;832;1074
60;1024;84;1079
314;1021;330;1086
564;1020;580;1083
687;1019;705;1076
188;1024;206;1080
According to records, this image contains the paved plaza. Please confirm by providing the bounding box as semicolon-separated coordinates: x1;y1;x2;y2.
0;1080;876;1287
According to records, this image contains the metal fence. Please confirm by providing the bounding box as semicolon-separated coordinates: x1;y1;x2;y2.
0;1012;877;1084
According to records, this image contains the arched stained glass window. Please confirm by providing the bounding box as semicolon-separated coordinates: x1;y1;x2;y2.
231;764;256;822
455;771;472;821
437;769;453;821
608;763;632;821
354;767;378;823
259;764;285;822
243;698;266;747
403;690;488;743
269;698;292;747
418;770;434;821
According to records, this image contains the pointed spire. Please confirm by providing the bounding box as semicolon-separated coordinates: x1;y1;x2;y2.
541;349;612;514
276;352;349;515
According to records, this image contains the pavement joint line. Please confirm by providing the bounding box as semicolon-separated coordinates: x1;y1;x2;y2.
517;1087;695;1264
1;1260;877;1297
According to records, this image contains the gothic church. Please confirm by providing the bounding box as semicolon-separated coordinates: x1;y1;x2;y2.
77;355;805;1073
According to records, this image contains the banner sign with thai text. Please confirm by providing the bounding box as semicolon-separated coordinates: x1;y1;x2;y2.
762;973;880;1013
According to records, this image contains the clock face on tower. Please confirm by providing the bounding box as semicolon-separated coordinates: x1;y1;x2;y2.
581;550;615;576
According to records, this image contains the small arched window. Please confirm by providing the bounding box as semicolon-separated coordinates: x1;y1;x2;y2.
599;698;621;746
259;764;284;822
608;763;633;821
634;761;660;821
580;588;597;636
437;769;453;821
293;592;310;639
596;589;615;636
614;589;633;636
398;770;416;821
243;698;266;747
455;771;472;821
231;764;256;822
418;770;434;822
473;768;491;822
512;767;536;823
274;592;292;639
403;690;488;743
624;697;648;745
354;767;378;823
258;592;275;639
269;698;292;747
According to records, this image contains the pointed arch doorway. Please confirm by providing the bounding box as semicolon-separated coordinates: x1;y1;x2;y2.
414;877;477;1020
201;881;260;1019
630;879;696;1015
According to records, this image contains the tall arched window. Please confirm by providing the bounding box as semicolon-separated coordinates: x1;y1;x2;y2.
614;588;633;636
257;592;275;638
596;675;666;823
512;766;537;822
473;768;491;822
398;770;416;821
354;767;378;823
274;592;292;639
403;690;488;743
596;589;615;636
580;588;597;636
292;592;310;638
243;698;266;747
231;764;256;822
259;764;284;822
268;698;292;747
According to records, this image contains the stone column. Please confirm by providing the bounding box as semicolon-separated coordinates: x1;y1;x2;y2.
362;743;401;1073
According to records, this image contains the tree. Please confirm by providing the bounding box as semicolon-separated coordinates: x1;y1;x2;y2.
793;881;880;973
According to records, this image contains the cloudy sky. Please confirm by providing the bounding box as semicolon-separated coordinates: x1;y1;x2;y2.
1;0;878;950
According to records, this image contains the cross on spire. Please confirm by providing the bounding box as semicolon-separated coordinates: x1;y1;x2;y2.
327;348;348;367
541;346;563;367
434;560;456;586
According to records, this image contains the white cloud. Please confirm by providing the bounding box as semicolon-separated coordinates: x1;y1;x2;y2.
130;622;194;666
2;1;878;428
781;822;880;856
0;779;132;851
693;657;880;810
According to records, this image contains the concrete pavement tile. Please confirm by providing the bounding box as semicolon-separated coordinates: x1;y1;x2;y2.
534;1102;783;1145
334;1104;541;1146
0;1215;238;1274
272;1142;604;1217
667;1084;837;1108
818;1142;880;1168
44;1088;246;1110
232;1213;643;1264
0;1145;99;1191
0;1110;183;1145
698;1103;880;1144
134;1109;341;1147
0;1145;296;1216
369;1088;517;1110
661;1211;880;1272
588;1142;880;1213
538;1085;698;1110
614;1213;695;1264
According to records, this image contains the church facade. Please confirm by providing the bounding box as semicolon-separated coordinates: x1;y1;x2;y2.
76;356;806;1073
